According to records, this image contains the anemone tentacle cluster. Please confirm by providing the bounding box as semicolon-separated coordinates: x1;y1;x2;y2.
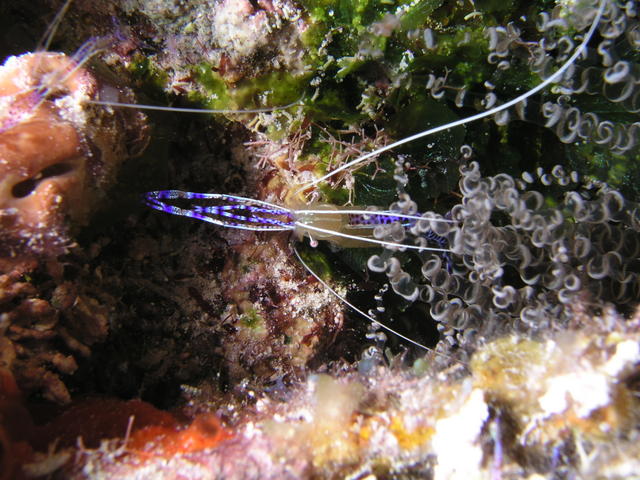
358;0;640;356
369;159;640;352
416;0;640;154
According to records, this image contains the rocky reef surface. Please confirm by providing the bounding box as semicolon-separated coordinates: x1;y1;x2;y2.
1;0;639;478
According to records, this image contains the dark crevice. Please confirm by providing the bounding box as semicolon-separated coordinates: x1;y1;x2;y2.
11;162;74;198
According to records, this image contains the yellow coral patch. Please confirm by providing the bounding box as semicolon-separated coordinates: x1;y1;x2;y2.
389;415;434;450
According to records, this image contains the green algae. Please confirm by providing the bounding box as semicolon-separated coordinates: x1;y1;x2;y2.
128;55;169;90
240;308;266;331
297;245;336;282
193;66;308;116
151;0;510;146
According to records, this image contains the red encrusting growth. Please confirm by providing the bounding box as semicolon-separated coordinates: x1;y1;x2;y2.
32;397;232;457
0;383;232;477
32;397;178;450
0;369;34;480
127;413;231;457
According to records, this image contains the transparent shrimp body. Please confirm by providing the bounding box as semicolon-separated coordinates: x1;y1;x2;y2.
144;190;455;353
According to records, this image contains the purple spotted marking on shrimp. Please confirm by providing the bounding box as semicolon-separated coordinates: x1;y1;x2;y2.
347;212;411;226
347;210;451;269
424;230;452;273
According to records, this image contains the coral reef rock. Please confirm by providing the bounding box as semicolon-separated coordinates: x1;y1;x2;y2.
23;307;638;479
0;270;110;404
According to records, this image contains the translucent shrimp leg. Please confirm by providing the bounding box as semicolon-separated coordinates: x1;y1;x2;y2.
296;0;607;193
31;37;107;113
145;190;455;253
37;0;75;52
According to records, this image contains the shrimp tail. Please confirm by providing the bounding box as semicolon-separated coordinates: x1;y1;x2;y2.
144;190;296;231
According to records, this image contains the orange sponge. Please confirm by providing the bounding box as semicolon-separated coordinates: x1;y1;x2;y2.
0;52;147;268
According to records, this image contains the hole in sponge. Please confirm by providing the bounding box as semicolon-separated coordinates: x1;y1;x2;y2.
11;163;74;198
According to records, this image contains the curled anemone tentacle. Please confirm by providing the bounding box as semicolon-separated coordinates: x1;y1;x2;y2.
371;160;640;348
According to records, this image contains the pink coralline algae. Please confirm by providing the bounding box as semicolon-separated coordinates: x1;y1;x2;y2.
0;51;148;269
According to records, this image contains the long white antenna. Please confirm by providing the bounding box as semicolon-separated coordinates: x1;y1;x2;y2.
90;97;304;114
296;0;607;193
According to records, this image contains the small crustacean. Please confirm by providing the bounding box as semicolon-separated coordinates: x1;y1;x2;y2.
144;190;453;252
